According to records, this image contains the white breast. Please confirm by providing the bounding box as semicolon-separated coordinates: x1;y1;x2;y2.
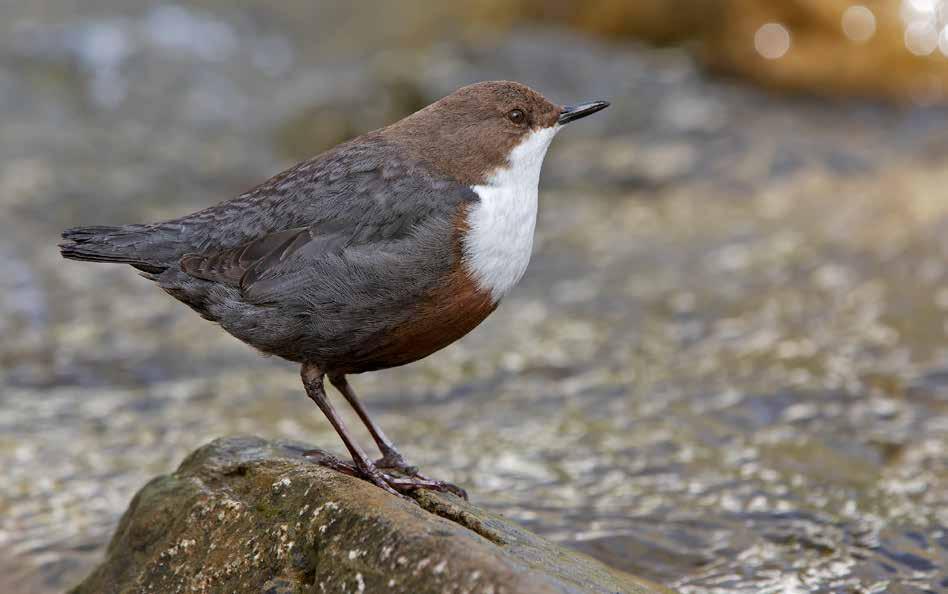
463;126;559;301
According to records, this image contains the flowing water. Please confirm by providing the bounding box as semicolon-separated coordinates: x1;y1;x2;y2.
1;3;947;593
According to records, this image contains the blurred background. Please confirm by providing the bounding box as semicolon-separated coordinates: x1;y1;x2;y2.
2;1;948;592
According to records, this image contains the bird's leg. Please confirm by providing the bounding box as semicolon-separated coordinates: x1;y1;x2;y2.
328;374;413;471
329;373;468;500
300;363;404;499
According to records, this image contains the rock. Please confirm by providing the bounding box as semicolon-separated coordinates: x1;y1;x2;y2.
70;436;675;594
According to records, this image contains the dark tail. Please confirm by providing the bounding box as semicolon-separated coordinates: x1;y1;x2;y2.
60;225;169;273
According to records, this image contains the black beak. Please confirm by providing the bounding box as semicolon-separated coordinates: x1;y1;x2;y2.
558;100;610;125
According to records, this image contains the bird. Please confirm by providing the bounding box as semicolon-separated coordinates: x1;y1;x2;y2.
60;80;609;499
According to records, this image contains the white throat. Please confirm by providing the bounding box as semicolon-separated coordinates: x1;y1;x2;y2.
464;126;559;301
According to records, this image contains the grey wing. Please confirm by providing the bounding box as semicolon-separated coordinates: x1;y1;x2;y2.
179;176;478;305
164;133;451;255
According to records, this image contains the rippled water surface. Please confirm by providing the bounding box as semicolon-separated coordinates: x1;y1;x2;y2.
2;3;948;593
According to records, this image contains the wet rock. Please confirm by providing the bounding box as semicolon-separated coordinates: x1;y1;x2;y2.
70;436;675;594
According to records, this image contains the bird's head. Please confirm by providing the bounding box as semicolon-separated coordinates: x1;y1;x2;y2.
390;81;609;186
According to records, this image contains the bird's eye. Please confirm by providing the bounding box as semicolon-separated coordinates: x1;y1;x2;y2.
507;109;525;125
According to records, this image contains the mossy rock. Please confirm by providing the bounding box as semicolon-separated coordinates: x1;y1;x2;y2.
71;436;676;594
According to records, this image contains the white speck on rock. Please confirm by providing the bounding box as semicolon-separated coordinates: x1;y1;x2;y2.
312;501;339;518
414;557;431;575
355;573;365;593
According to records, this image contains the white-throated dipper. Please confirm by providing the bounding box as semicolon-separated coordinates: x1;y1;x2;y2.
60;81;609;499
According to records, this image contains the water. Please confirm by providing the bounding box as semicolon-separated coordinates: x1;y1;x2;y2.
1;3;947;593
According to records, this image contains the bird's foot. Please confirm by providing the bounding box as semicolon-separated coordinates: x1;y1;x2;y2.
375;452;467;500
304;450;467;500
385;473;468;500
302;450;359;476
303;450;409;499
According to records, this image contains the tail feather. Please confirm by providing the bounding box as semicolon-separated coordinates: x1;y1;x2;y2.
62;225;129;241
59;225;170;273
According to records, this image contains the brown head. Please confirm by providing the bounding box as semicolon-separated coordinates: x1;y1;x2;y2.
385;81;608;185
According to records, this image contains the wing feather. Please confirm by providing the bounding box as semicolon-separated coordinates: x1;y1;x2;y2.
178;151;478;304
